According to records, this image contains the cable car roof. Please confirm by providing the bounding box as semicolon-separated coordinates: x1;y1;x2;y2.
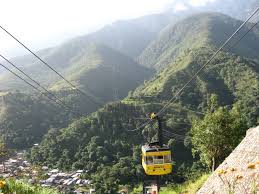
142;144;170;152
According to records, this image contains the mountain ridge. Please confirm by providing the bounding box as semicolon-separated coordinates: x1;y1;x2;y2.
28;14;259;191
138;12;259;70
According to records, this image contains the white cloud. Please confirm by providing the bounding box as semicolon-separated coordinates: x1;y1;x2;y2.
0;0;175;57
189;0;217;7
174;3;188;12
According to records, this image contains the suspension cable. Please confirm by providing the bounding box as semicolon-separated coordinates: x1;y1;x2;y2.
129;7;259;132
157;7;259;117
0;54;85;117
0;62;83;117
0;25;103;106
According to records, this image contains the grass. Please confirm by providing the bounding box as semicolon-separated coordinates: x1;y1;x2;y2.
0;179;60;194
161;174;210;194
130;185;142;194
131;174;210;194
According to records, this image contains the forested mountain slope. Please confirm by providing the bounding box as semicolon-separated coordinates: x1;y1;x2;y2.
49;43;154;101
0;43;153;149
1;42;153;101
0;92;76;149
0;13;172;91
80;13;173;58
166;0;259;22
29;13;259;192
138;13;259;69
202;0;259;21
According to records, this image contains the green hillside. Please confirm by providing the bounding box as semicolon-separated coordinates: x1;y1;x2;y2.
166;0;259;22
205;0;259;21
50;43;154;101
28;13;259;193
0;43;153;149
138;13;259;69
0;91;80;149
0;13;171;91
135;13;259;123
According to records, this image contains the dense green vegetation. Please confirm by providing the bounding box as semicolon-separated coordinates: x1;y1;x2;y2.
138;13;259;69
0;43;153;101
50;44;154;97
0;11;258;193
159;173;210;194
28;102;196;192
0;91;79;149
27;13;259;193
129;172;210;194
0;44;153;149
191;95;247;171
0;179;59;194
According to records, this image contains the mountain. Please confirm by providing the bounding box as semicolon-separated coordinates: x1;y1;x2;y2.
49;43;154;102
80;13;174;58
0;43;153;149
1;11;203;95
135;13;259;123
0;13;171;93
205;0;259;21
167;0;259;22
29;13;259;192
138;12;259;69
0;91;75;149
0;43;153;101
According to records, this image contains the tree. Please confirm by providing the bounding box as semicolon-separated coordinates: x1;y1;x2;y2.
0;142;10;172
191;95;247;171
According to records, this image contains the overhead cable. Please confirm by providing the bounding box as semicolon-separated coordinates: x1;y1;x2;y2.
0;25;103;106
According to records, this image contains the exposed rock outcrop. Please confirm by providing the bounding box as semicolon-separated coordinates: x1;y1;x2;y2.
198;126;259;194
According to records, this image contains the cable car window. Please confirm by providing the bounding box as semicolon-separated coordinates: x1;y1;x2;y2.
164;155;171;163
146;156;154;164
154;155;164;164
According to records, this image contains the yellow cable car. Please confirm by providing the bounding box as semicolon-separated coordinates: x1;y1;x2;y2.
142;144;172;176
141;112;173;176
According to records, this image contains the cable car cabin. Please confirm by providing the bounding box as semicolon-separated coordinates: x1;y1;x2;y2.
142;144;172;176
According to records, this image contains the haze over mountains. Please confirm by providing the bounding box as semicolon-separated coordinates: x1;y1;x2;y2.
27;10;259;192
0;0;258;192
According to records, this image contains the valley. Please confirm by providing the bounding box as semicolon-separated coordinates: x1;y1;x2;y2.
0;1;259;193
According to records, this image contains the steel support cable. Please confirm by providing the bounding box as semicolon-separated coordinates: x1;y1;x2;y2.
0;62;83;117
0;54;84;117
178;106;204;115
162;129;186;139
225;20;259;51
0;25;103;106
143;119;187;139
157;7;259;117
163;20;259;140
163;129;185;137
143;119;185;142
163;133;185;142
162;131;186;140
167;18;259;141
163;134;185;143
132;117;192;126
194;20;259;85
184;19;259;108
129;7;259;132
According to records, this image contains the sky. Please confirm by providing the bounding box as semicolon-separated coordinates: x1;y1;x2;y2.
0;0;217;58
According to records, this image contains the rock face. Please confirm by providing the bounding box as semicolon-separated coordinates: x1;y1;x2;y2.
198;126;259;194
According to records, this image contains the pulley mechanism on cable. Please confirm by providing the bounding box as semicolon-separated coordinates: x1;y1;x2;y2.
141;112;173;176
